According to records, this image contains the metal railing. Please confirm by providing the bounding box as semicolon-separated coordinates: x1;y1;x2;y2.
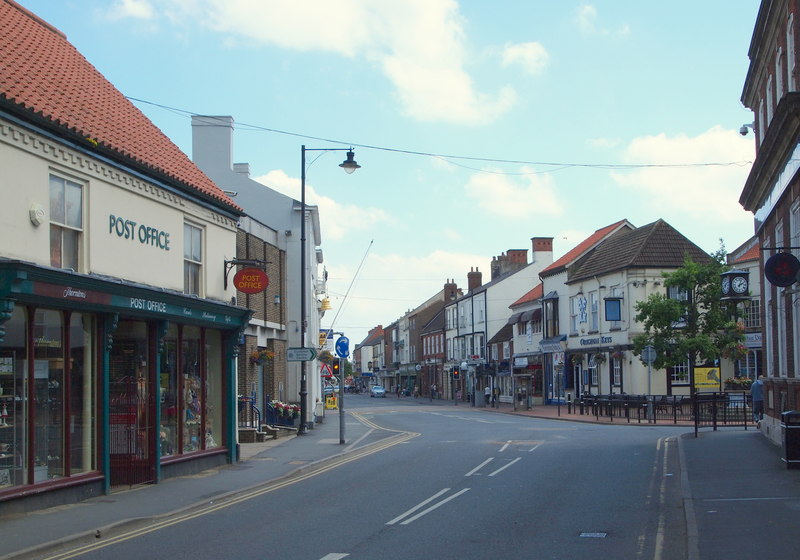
237;396;261;429
572;392;754;431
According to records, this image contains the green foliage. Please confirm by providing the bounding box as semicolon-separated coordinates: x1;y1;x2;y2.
632;246;745;372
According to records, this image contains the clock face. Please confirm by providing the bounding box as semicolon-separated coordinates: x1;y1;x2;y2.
721;277;730;295
732;276;748;294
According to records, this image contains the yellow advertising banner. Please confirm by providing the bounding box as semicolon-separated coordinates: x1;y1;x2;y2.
695;367;722;390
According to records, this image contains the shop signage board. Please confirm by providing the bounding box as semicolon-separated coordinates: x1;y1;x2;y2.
232;268;269;294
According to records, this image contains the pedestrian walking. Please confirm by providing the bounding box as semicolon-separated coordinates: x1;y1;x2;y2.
484;385;491;406
751;375;765;425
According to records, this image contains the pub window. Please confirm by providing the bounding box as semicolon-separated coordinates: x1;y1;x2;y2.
184;222;203;296
49;174;83;270
670;358;690;385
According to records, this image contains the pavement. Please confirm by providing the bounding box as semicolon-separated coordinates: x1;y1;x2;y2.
1;397;799;560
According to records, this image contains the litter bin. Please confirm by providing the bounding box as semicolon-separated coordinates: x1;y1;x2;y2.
781;411;800;469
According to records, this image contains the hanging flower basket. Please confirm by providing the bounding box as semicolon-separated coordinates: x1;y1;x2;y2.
592;353;606;364
250;349;275;365
571;352;585;364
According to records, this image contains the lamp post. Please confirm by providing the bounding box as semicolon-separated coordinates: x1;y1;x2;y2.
298;145;360;435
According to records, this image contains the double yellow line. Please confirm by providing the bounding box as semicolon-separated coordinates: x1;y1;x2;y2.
39;420;418;560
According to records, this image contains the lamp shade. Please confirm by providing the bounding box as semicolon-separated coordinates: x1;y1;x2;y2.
339;150;361;174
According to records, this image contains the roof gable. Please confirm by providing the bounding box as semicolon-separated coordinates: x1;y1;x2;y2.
540;219;634;277
510;283;543;308
567;219;712;282
0;0;240;213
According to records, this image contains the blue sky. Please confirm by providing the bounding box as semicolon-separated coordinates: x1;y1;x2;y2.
19;0;761;347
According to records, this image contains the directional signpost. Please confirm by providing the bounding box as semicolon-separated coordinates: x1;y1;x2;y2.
287;347;317;362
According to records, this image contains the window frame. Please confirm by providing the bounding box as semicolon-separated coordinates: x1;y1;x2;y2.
49;173;84;271
183;222;204;296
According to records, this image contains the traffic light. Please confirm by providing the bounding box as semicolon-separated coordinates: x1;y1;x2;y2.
332;360;340;375
452;366;460;380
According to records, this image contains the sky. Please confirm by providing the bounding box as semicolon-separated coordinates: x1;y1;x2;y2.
18;0;762;349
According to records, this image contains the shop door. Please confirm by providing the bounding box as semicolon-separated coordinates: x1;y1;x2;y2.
109;323;154;487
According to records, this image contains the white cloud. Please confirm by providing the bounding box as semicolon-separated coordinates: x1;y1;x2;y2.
106;0;155;20
575;4;630;36
142;0;516;125
255;170;394;241
610;126;754;225
501;42;549;76
464;169;563;218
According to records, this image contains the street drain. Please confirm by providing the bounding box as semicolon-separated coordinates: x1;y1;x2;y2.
579;532;608;538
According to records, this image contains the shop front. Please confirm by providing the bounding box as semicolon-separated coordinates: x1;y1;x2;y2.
0;260;249;513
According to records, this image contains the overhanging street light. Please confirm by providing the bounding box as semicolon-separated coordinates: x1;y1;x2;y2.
298;145;360;435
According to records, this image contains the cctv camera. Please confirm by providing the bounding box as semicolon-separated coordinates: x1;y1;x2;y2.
739;125;749;136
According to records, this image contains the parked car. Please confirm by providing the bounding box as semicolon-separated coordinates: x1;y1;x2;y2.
370;385;387;398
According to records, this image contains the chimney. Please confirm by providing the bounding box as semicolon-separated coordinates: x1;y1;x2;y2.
531;237;554;265
491;250;528;279
191;115;234;174
467;267;482;291
444;279;459;301
233;163;251;178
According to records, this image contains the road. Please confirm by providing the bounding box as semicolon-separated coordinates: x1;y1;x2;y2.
27;394;694;560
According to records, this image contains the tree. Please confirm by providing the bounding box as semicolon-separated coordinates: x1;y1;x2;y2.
632;247;745;393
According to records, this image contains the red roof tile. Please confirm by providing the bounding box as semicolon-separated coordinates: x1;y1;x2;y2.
510;283;543;308
540;219;634;276
0;0;240;213
733;243;760;263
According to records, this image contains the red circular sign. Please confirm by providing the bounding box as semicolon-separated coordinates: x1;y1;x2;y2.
765;253;800;287
233;268;269;294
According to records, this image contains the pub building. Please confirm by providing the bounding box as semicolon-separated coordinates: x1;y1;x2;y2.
0;0;250;513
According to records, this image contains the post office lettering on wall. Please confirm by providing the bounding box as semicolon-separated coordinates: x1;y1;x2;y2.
109;214;170;251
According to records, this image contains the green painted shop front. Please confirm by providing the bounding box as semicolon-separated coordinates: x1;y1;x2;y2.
0;260;249;511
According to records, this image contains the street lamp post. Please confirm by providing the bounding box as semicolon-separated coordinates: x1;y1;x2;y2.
298;145;360;435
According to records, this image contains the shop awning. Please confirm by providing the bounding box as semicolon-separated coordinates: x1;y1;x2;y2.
539;334;567;353
506;312;523;325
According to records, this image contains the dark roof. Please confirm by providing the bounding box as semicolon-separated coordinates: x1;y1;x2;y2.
567;219;712;283
0;0;241;214
488;323;513;344
540;219;634;277
420;308;445;335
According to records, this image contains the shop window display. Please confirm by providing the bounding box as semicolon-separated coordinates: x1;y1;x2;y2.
33;309;65;482
68;313;95;475
204;330;222;449
159;325;178;457
182;327;202;453
0;307;26;489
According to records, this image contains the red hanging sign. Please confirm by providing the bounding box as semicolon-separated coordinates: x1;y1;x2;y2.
233;268;269;294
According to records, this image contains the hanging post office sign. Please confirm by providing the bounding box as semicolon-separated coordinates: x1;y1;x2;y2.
233;268;269;294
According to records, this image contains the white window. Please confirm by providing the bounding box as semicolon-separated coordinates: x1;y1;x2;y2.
589;356;598;386
589;292;599;332
767;75;774;123
569;296;578;334
612;357;622;386
777;46;785;99
776;221;787;376
49;174;83;270
792;202;800;375
670;358;690;385
789;15;796;91
184;222;203;296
